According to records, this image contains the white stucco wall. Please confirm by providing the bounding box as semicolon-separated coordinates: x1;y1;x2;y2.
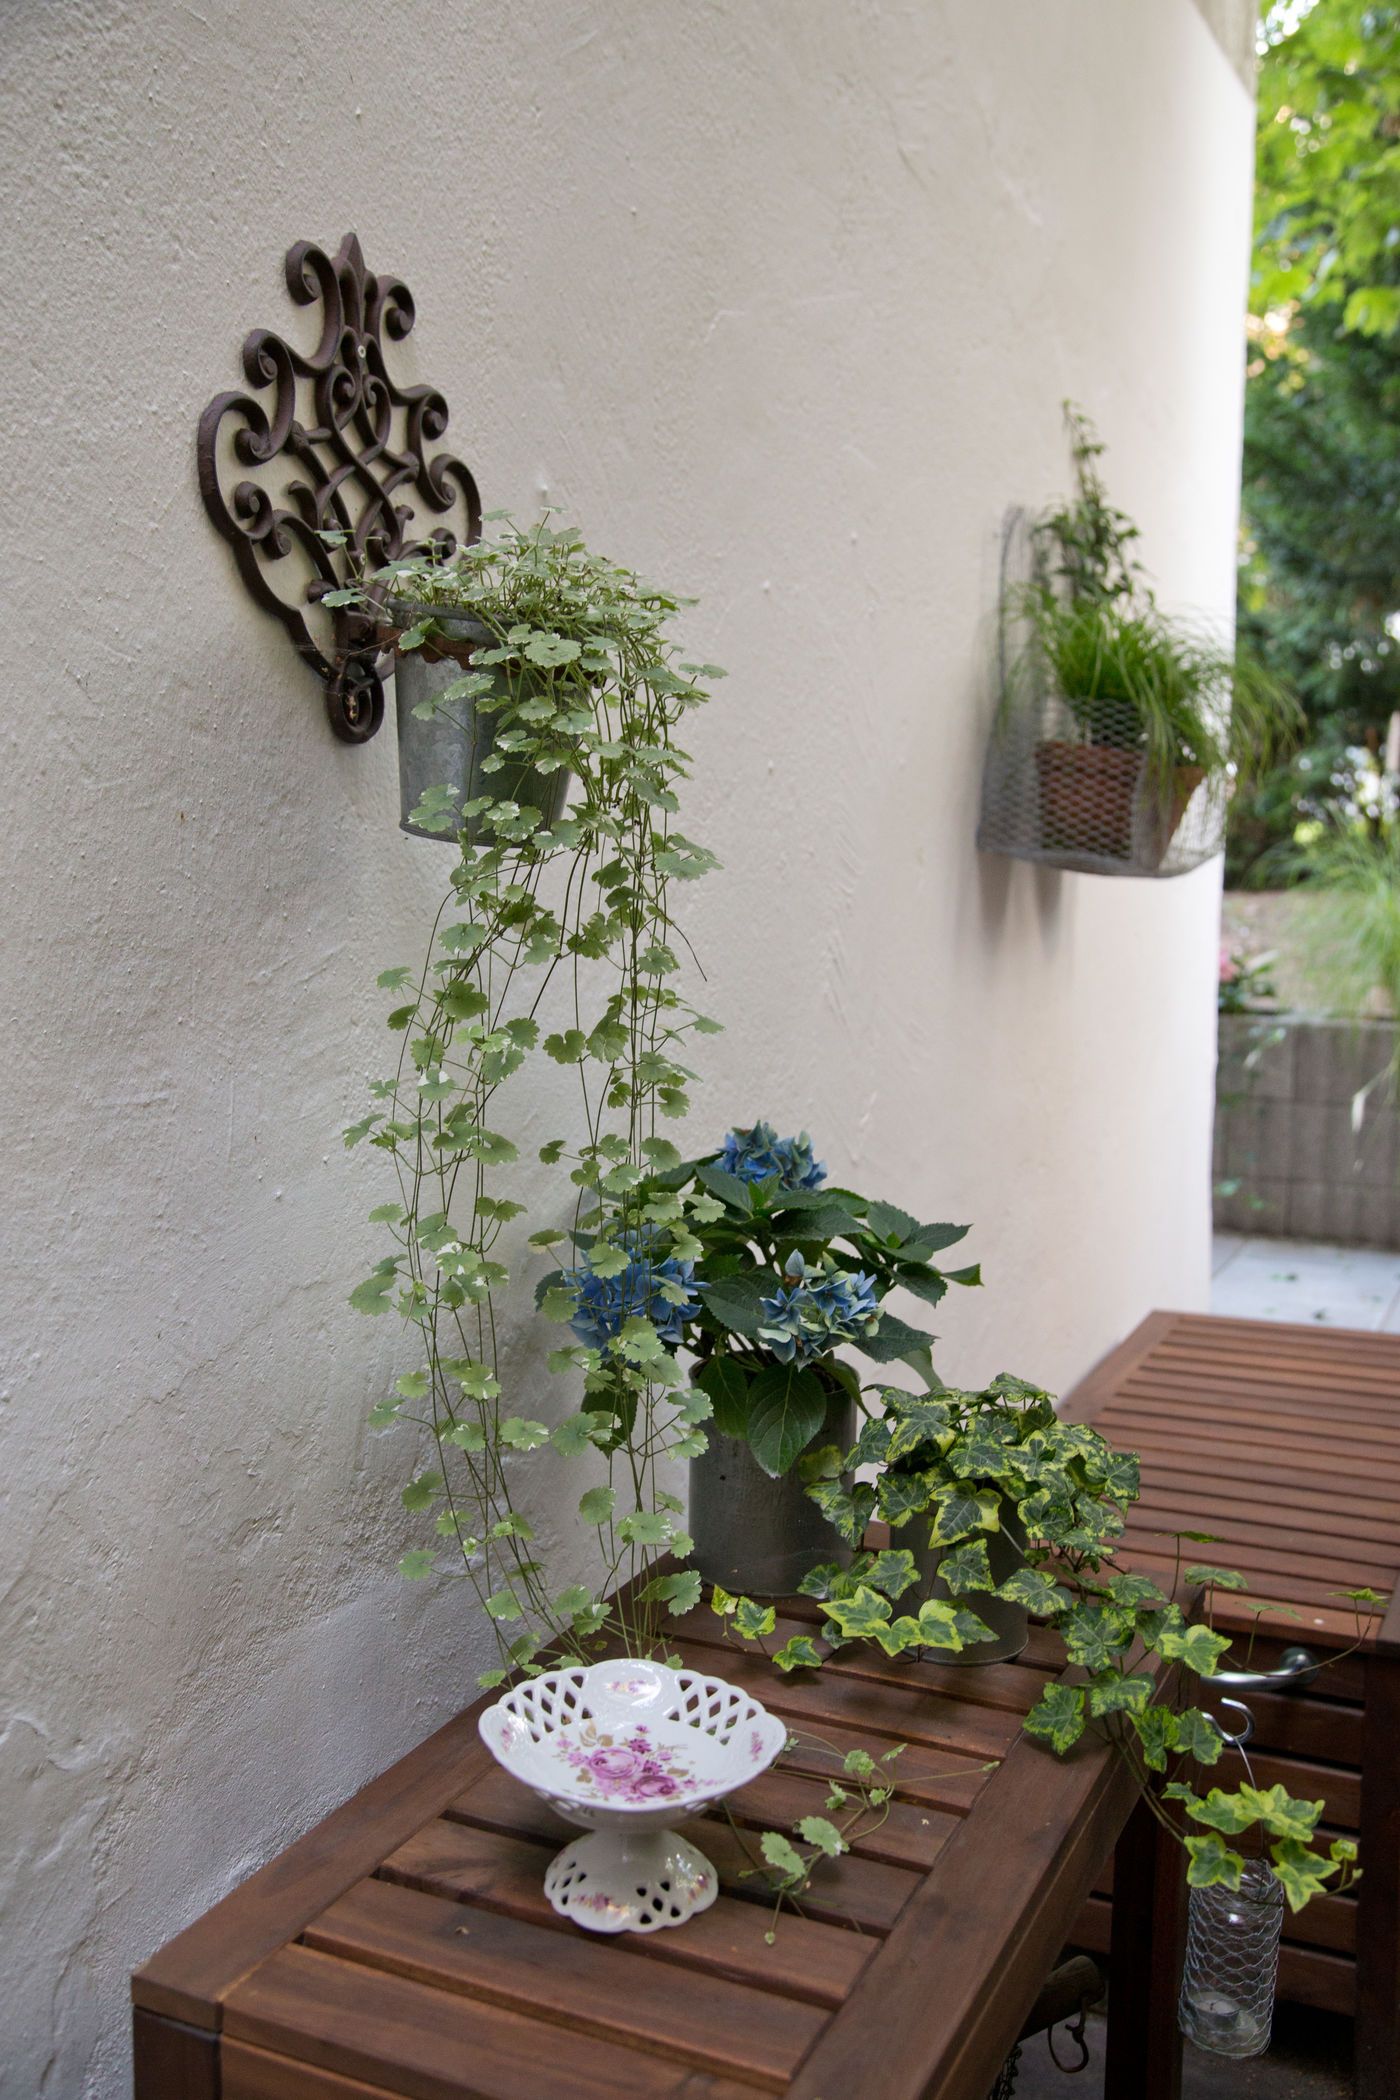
0;3;1254;2091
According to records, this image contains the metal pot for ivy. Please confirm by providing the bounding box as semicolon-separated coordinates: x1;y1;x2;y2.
908;1509;1030;1665
387;599;571;842
688;1382;855;1598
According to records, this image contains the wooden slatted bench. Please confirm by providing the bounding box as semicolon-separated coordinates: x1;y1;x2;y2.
133;1598;1186;2100
1063;1308;1400;2100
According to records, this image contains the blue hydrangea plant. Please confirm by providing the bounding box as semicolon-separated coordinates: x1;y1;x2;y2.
616;1122;982;1478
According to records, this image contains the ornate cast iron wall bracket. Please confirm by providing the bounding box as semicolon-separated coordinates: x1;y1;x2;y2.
197;232;481;742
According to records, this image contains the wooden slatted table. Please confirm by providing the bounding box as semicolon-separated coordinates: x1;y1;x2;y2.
133;1598;1185;2100
1063;1309;1400;2100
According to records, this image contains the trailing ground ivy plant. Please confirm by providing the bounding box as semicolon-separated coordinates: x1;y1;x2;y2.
717;1375;1369;1913
342;520;725;1684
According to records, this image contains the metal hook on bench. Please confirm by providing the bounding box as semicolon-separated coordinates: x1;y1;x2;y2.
1214;1696;1254;1750
1211;1645;1321;1694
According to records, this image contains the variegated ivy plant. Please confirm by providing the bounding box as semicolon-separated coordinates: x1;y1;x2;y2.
343;519;727;1685
715;1374;1369;1913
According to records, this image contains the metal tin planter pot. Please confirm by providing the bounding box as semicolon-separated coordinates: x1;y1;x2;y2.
387;600;571;842
908;1509;1029;1665
688;1385;855;1598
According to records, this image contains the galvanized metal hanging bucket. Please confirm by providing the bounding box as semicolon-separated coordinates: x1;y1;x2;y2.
688;1386;856;1598
387;600;571;842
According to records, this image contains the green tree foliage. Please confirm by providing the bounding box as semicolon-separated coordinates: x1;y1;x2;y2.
1254;1;1400;338
1231;2;1400;880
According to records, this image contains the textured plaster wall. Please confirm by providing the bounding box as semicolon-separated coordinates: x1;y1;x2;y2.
0;3;1253;2091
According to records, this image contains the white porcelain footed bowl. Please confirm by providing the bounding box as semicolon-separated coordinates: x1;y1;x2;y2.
479;1657;787;1933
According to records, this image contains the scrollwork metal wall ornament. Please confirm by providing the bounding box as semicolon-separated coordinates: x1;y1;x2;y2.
197;232;481;741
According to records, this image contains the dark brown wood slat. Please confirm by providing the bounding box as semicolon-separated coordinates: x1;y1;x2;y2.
1208;1629;1368;1700
132;1704;496;2029
447;1760;955;1873
1130;1484;1400;1550
770;1718;997;1815
1166;1310;1400;1354
434;1788;917;1933
1106;1531;1393;1592
1140;1340;1400;1383
785;1682;1150;2100
679;1610;1056;1721
1122;1369;1400;1419
1072;1894;1356;2015
1115;1454;1400;1522
1196;1684;1364;1767
1104;1541;1388;1615
1099;1422;1400;1490
1104;1791;1186;2100
1213;1748;1360;1830
667;1636;1023;1761
304;1877;824;2091
1153;1326;1400;1373
372;1818;871;2009
1059;1309;1180;1424
224;1943;764;2100
1358;1653;1400;2098
224;2039;395;2098
1092;1855;1357;1955
1102;1397;1400;1465
132;2006;220;2099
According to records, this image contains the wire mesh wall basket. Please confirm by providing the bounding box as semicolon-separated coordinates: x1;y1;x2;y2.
1178;1862;1284;2060
976;513;1227;879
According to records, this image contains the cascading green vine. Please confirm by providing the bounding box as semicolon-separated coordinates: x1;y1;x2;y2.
341;520;726;1685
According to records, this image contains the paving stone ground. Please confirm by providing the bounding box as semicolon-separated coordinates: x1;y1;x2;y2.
1011;2004;1353;2099
1212;1231;1400;1328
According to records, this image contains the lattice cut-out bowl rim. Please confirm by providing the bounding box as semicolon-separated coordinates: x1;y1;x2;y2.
479;1658;788;1828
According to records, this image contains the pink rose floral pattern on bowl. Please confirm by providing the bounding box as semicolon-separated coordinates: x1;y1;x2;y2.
557;1721;695;1803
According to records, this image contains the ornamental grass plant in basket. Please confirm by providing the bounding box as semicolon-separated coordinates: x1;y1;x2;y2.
992;405;1300;874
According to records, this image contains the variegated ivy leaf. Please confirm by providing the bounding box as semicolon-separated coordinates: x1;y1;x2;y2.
1270;1839;1340;1914
1171;1707;1225;1766
928;1488;1001;1547
933;1539;994;1598
1236;1783;1323;1843
773;1634;824;1673
995;1567;1072;1615
1153;1622;1233;1676
913;1599;968;1651
862;1549;920;1600
1184;1565;1249;1593
1023;1682;1086;1754
1086;1673;1154;1718
1184;1832;1244;1891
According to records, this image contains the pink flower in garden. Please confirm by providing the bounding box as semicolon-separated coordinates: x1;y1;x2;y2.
1218;943;1239;984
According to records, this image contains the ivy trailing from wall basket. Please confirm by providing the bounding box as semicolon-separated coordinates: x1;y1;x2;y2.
339;518;727;1684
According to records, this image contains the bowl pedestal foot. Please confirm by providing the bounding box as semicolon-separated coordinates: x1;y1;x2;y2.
544;1826;719;1933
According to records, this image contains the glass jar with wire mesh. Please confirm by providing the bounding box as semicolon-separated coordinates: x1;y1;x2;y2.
1178;1861;1285;2059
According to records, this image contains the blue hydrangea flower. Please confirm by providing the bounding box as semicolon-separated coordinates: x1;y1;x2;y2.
718;1120;826;1190
564;1236;698;1357
757;1252;882;1364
